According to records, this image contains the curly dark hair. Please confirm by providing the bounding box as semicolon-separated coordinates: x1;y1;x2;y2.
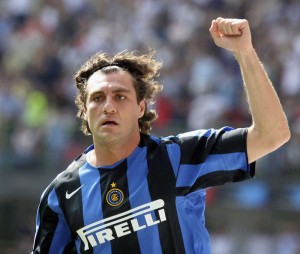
74;50;163;135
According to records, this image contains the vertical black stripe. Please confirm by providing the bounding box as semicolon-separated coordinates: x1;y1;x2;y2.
99;160;141;254
145;136;186;254
63;240;77;254
179;128;249;165
55;155;91;254
179;135;209;164
34;183;59;253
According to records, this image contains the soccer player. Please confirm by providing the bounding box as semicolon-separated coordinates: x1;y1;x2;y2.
32;18;290;253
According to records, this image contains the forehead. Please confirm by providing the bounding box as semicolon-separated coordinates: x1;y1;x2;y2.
86;70;135;93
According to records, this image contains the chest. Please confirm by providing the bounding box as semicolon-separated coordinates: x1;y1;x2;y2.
69;150;175;226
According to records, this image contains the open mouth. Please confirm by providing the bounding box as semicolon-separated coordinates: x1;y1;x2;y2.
102;120;118;126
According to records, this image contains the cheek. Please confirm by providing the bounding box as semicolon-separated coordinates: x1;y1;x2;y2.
86;104;101;120
88;101;101;111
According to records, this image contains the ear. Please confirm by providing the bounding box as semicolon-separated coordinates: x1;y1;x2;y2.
138;99;146;118
83;111;87;121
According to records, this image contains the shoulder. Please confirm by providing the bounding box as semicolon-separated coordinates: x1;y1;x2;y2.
142;127;238;157
42;152;87;198
155;126;238;145
55;153;87;187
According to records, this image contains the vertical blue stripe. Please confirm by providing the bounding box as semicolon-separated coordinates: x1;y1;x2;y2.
79;163;112;254
127;146;162;254
175;192;210;254
47;189;72;253
34;182;54;241
166;143;181;178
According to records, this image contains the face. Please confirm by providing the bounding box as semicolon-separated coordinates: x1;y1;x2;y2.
84;70;145;146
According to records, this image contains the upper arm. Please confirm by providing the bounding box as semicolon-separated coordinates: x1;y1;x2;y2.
33;187;73;254
175;128;254;192
246;124;290;163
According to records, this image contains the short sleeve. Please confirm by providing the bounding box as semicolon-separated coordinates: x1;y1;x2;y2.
32;182;73;253
174;127;255;195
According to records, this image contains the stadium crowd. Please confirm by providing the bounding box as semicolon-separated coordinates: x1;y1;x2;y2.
0;0;300;253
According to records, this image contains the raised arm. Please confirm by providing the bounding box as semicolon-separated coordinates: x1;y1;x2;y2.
209;17;290;163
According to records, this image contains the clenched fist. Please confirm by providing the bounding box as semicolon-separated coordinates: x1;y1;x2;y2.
209;18;253;55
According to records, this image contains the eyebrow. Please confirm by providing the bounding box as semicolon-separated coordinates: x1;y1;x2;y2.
89;86;132;97
111;87;131;94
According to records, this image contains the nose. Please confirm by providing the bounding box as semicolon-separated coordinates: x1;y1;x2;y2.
102;96;117;114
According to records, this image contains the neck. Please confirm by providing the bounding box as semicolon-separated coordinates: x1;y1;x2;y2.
90;133;141;167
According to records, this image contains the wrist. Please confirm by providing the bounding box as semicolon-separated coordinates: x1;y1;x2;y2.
233;48;256;63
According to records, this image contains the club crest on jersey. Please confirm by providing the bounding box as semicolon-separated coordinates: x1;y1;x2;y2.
106;182;124;206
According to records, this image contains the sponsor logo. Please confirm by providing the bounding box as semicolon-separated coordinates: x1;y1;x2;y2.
106;182;124;206
77;199;167;251
66;185;84;199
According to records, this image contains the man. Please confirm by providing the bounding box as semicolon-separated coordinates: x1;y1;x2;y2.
32;18;290;253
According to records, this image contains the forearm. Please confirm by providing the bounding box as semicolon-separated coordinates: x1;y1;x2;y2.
210;17;290;162
234;48;289;139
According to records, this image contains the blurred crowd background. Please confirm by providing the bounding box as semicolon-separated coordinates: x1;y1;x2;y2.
0;0;300;253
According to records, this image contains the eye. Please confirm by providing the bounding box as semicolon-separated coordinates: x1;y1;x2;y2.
93;95;104;102
115;94;126;101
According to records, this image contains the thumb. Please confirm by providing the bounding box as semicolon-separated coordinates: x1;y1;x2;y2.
209;20;222;41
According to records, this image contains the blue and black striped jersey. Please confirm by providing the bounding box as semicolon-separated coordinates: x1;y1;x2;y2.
33;127;255;254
